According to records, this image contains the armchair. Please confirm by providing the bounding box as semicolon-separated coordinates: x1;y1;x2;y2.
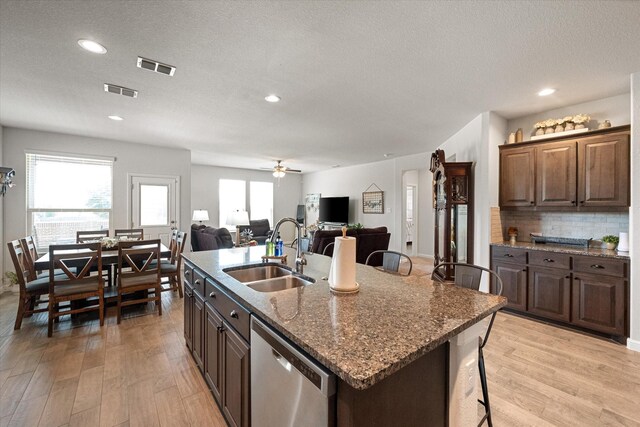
237;219;272;245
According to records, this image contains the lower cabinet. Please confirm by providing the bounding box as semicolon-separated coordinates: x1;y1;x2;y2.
205;303;223;402
490;245;628;339
572;274;626;335
222;324;250;427
184;282;194;351
193;292;205;372
492;260;527;311
527;266;571;322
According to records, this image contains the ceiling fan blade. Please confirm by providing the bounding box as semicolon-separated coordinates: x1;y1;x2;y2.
259;167;273;170
284;168;302;173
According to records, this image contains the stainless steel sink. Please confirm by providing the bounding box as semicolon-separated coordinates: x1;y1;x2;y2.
223;264;315;292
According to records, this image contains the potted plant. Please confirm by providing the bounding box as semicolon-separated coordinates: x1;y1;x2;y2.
602;235;619;250
4;271;19;292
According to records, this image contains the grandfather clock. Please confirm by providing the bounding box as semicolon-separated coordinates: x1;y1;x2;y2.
430;150;474;280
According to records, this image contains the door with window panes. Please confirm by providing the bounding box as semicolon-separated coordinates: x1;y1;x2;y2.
130;175;180;246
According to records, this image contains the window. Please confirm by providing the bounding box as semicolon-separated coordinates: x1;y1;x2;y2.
26;152;113;252
219;179;246;229
250;181;273;226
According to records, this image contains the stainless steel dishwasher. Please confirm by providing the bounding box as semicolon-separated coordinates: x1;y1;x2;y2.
251;316;336;427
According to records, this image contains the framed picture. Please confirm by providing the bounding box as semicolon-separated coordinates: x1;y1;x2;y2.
305;193;321;224
362;190;384;214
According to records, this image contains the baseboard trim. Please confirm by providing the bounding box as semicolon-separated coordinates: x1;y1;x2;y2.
628;338;640;352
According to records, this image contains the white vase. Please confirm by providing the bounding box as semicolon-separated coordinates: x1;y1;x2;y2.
565;122;574;130
554;124;564;133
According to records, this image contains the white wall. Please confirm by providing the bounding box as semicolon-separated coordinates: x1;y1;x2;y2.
630;72;640;351
0;126;4;288
191;164;302;242
507;93;630;140
2;127;191;273
302;152;432;256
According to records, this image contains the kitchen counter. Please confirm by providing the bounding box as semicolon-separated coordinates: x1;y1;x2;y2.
184;246;505;390
491;241;630;260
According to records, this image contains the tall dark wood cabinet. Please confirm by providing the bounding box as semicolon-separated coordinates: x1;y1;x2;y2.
430;150;474;279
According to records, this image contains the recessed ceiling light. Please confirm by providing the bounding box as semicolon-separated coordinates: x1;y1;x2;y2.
77;39;107;54
108;115;124;121
265;94;281;103
538;88;556;97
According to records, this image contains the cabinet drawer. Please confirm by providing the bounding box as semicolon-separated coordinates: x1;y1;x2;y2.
193;269;206;296
183;261;194;286
573;256;627;278
205;278;250;341
492;247;527;264
529;251;571;269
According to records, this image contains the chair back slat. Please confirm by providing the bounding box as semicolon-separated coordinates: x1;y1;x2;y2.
77;230;109;243
7;240;30;287
20;236;40;280
169;231;188;265
114;229;144;240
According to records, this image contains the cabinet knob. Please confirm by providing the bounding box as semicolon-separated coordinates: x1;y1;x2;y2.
230;310;239;319
194;279;200;285
530;201;535;205
522;268;527;272
590;265;605;269
575;277;580;280
579;201;585;204
565;275;570;279
209;292;216;298
217;325;225;332
185;271;190;276
543;258;555;263
571;201;576;205
504;253;514;257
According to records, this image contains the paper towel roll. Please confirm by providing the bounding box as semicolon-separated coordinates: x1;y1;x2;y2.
328;236;357;291
618;232;629;252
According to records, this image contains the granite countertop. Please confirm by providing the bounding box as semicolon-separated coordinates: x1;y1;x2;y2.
184;247;505;390
491;241;630;260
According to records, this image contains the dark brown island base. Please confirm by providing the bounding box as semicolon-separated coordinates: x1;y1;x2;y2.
183;246;505;427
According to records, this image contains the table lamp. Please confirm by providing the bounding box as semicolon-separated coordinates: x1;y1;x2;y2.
192;209;209;224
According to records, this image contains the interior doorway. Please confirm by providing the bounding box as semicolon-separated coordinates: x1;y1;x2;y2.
402;170;419;256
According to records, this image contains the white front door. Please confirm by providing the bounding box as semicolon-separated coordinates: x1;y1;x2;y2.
130;174;180;246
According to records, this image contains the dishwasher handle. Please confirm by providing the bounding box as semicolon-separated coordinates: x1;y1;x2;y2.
251;316;335;397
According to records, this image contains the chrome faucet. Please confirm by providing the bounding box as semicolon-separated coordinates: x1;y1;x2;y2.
270;217;307;274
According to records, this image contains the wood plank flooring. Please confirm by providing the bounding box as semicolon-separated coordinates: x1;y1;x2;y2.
2;265;640;426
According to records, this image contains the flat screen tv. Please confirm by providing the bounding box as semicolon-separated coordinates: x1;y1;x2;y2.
319;197;349;224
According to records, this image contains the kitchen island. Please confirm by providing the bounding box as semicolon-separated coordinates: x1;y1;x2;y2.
183;246;506;426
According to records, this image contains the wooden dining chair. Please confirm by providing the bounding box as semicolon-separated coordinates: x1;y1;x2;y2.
7;240;50;330
114;228;144;240
19;235;41;280
116;239;162;323
77;229;109;243
48;243;105;337
157;231;187;298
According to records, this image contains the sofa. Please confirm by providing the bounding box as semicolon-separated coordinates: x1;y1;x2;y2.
236;219;272;245
191;224;234;251
311;226;391;266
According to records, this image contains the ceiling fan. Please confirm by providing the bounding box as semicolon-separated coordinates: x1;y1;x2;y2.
261;160;302;178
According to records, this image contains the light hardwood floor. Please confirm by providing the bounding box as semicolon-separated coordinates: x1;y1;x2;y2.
2;266;640;426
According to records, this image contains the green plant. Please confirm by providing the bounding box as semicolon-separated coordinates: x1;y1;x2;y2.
347;223;364;230
4;271;18;286
602;235;619;244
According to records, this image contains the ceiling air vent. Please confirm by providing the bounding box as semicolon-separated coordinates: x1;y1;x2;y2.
103;84;138;98
137;56;176;76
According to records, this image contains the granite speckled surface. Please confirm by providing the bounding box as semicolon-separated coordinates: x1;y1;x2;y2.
491;241;630;260
184;247;506;390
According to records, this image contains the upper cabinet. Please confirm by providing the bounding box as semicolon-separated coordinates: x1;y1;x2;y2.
499;126;630;211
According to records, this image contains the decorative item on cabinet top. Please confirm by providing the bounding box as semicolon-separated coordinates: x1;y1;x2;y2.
530;114;592;141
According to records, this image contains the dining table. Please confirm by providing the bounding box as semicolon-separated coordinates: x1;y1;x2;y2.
34;242;171;300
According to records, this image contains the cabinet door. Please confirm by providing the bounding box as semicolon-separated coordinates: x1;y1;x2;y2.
572;274;626;335
527;266;571;322
500;147;535;207
205;303;223;402
223;324;250;427
536;141;577;207
193;292;205;372
492;260;527;311
184;283;193;351
578;133;630;207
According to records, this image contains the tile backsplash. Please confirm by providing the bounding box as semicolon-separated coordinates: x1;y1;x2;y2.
497;211;628;246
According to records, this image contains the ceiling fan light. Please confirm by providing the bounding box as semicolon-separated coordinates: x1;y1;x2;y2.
273;170;285;178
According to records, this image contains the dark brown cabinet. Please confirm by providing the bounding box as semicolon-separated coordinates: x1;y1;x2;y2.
223;324;250;427
499;126;630;210
572;274;626;335
536;141;576;207
193;292;205;372
527;266;571;322
578;133;630;207
184;282;194;351
490;245;629;340
500;146;535;207
205;303;223;402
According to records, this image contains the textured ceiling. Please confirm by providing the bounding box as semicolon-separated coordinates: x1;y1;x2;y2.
1;1;639;173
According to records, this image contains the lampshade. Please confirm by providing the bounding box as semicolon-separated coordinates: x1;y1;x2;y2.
192;209;209;222
228;210;249;226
